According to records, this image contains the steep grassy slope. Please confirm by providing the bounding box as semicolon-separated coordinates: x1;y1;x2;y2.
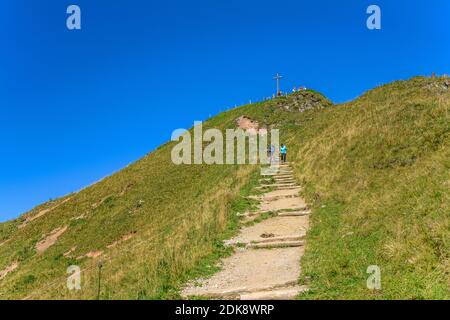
0;113;264;299
288;77;449;299
1;76;448;299
240;76;449;299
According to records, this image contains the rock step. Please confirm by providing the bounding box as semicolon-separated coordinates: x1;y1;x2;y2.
263;195;300;201
273;186;302;190
248;240;305;249
252;234;305;244
260;185;298;189
237;208;310;219
272;180;296;184
274;174;294;178
261;176;295;180
254;186;300;191
274;179;296;183
258;207;308;215
244;194;300;201
260;172;292;177
226;234;305;247
183;280;299;299
259;183;298;187
278;210;310;217
240;286;309;300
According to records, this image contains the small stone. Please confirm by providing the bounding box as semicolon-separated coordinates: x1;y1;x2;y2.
260;233;275;238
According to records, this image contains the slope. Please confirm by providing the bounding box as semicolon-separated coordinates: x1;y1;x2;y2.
1;76;449;300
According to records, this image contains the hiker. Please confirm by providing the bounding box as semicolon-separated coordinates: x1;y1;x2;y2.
280;144;287;163
292;86;297;92
270;144;275;163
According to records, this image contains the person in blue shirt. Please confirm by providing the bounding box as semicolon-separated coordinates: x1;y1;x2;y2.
280;144;287;163
270;145;275;163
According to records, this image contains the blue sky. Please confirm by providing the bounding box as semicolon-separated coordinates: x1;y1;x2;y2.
0;0;449;221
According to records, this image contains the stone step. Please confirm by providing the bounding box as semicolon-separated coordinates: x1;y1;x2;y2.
277;210;311;217
260;171;292;176
225;234;306;247
248;240;305;249
238;208;309;220
255;186;292;191
240;286;309;300
244;194;300;201
259;183;298;188
274;182;296;186
255;186;300;191
274;179;296;183
252;234;305;244
262;194;300;201
274;174;294;178
183;280;299;299
260;185;298;190
272;179;295;183
273;186;302;191
258;207;308;215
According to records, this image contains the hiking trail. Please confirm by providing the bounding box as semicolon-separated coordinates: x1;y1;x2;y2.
182;162;310;300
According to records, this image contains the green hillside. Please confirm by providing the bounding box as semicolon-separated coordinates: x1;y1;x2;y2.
0;76;449;299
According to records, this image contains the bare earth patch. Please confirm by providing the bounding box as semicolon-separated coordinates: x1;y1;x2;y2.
35;226;68;253
106;231;136;249
0;262;19;280
0;239;11;247
236;116;259;130
70;214;86;221
63;246;77;258
84;250;103;259
236;116;267;135
19;197;72;229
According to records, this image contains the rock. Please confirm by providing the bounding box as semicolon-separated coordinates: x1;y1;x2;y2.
240;286;308;300
260;233;275;238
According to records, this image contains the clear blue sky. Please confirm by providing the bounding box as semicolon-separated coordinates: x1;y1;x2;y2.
1;0;449;221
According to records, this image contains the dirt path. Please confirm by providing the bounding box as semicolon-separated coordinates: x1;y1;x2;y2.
182;162;310;300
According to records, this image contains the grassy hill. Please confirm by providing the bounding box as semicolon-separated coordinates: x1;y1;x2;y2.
0;76;449;299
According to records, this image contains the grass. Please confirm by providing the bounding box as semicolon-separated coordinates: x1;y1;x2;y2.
0;75;448;299
292;76;450;299
0;115;260;299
